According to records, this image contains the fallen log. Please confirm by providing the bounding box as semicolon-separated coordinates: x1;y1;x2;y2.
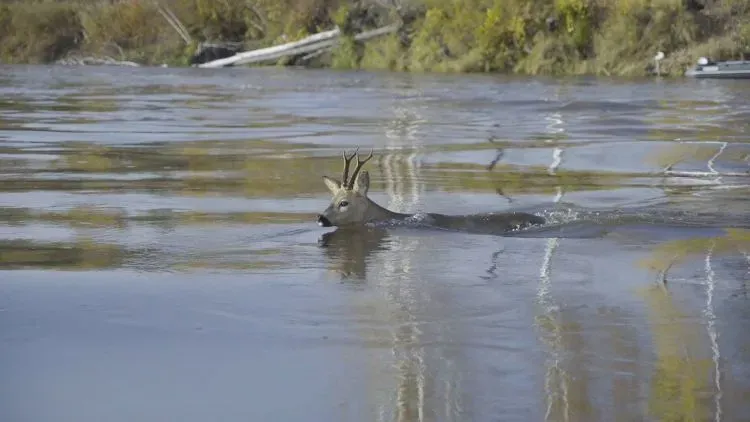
197;25;399;69
198;28;341;68
190;42;244;65
56;56;141;67
296;24;401;65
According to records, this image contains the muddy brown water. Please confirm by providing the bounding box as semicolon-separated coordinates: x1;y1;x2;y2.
1;64;750;422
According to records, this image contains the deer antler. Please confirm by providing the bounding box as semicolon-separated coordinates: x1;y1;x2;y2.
341;148;358;187
347;149;374;190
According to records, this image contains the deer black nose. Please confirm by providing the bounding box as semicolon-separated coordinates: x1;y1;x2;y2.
317;215;332;227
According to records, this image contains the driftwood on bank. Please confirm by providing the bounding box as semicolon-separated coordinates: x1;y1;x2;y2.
189;42;245;65
197;25;399;68
56;56;141;67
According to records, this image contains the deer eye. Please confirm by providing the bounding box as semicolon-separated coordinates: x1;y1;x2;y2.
338;201;349;208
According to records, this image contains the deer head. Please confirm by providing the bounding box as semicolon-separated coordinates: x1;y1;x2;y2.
317;148;375;227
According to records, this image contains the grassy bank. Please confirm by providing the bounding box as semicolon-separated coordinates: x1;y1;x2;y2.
1;0;749;76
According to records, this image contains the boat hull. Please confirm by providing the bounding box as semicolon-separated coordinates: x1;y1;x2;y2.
686;60;750;79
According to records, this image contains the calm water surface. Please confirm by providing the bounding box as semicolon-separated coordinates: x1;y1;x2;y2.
1;65;750;422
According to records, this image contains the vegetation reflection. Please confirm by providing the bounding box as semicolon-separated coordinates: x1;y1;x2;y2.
640;229;750;278
0;238;125;270
640;285;717;422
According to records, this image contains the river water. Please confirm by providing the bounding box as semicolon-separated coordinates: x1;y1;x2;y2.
1;65;749;422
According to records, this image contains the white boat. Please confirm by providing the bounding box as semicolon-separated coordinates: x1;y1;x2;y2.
685;57;750;79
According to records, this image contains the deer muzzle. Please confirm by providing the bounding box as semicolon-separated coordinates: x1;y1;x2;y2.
317;214;332;227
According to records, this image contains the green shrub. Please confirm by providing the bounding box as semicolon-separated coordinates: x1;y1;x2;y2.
594;0;698;75
408;7;450;72
80;1;163;51
331;36;361;69
360;33;408;71
554;0;593;57
0;1;83;63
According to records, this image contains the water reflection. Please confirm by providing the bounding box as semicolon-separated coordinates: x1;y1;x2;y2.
536;85;574;422
640;229;750;281
0;238;126;270
318;228;390;281
374;87;462;422
641;283;719;422
319;225;469;422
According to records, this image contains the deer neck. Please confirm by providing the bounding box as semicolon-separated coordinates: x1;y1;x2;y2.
364;198;411;222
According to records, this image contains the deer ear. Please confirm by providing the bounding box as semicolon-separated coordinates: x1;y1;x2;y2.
322;176;341;193
353;170;369;195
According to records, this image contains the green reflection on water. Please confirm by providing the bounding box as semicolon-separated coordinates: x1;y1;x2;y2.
645;98;750;170
1;138;641;198
640;229;750;274
0;238;125;270
640;285;717;422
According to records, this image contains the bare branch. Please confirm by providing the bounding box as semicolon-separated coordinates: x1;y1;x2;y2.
163;4;192;42
154;1;192;45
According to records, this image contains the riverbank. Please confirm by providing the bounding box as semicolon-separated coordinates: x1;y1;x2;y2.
1;0;748;76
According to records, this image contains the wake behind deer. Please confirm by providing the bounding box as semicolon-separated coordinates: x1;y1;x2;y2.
316;149;546;235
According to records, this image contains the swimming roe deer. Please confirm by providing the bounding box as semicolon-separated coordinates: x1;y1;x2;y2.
316;149;546;234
